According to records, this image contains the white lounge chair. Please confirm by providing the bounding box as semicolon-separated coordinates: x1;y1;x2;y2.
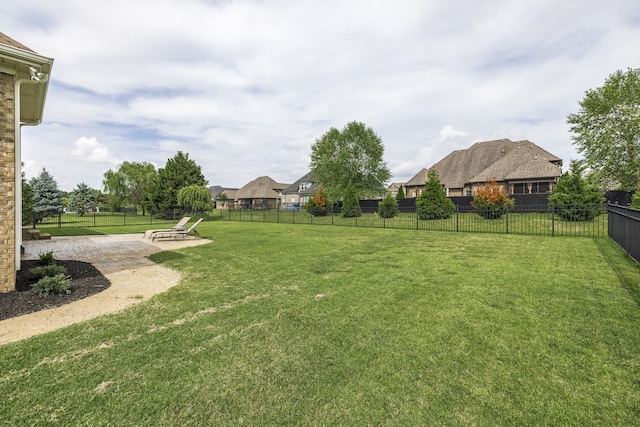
151;218;203;241
143;217;190;239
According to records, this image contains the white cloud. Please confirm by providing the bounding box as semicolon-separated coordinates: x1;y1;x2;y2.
71;137;117;165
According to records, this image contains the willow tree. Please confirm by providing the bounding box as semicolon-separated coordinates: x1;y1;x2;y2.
177;185;212;211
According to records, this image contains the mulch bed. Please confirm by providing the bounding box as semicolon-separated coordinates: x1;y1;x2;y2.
0;260;111;321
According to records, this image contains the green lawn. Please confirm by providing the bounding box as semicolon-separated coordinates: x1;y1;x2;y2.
2;222;639;425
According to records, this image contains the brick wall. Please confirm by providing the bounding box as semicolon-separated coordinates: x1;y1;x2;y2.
0;72;16;292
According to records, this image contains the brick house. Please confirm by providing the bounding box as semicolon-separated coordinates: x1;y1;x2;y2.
404;139;563;198
0;33;53;292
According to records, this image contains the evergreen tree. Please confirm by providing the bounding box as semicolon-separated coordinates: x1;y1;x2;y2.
396;185;405;199
341;184;361;218
416;170;455;220
378;192;399;218
149;152;208;211
69;182;98;216
21;166;34;226
548;160;605;221
632;191;640;209
30;168;64;225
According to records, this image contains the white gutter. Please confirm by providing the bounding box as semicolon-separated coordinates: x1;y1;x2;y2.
14;70;50;270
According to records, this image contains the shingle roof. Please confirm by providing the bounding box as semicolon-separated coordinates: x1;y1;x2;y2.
0;32;36;52
235;176;289;200
282;171;314;193
408;139;562;189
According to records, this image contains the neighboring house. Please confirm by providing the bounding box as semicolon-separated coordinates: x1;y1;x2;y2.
209;185;238;208
405;139;563;198
0;33;53;292
218;189;237;209
234;176;289;209
387;182;405;197
281;171;319;208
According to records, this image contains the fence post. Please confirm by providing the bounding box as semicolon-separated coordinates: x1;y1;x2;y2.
416;209;419;230
505;205;509;234
551;203;555;237
58;213;62;228
456;205;459;232
93;211;96;227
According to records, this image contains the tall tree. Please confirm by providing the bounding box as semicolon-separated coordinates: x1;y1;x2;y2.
149;152;208;211
103;161;157;213
21;165;34;226
567;68;640;191
310;121;391;202
68;182;98;216
29;168;64;225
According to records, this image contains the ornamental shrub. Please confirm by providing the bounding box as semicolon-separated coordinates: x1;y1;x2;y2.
341;185;361;218
416;170;455;220
378;192;399;218
38;250;56;265
548;160;605;221
30;264;67;279
471;178;515;219
32;273;71;297
305;186;329;216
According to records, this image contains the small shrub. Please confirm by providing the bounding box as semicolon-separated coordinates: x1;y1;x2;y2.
416;170;455;220
378;192;399;218
30;264;67;279
471;178;515;219
305;186;329;216
32;273;71;297
38;250;56;265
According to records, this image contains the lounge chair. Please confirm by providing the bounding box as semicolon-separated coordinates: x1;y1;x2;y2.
151;218;203;241
143;217;190;239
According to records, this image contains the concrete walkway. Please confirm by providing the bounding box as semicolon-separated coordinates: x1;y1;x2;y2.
0;234;211;345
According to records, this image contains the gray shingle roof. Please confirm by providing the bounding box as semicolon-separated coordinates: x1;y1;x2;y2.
407;139;563;189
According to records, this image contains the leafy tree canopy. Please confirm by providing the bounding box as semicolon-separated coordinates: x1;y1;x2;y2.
567;68;640;191
177;185;212;211
310;121;391;202
103;161;157;213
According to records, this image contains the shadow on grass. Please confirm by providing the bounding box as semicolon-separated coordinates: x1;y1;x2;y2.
148;251;189;263
594;237;640;310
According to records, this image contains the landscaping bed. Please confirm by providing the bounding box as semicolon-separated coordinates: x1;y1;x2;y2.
0;260;110;321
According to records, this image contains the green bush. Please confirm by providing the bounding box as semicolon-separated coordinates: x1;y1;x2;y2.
416;170;455;220
305;186;329;216
378;193;399;218
30;264;67;279
38;250;56;265
631;191;640;209
548;161;604;221
32;273;71;297
341;185;361;218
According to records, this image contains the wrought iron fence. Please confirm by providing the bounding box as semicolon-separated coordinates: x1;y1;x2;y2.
32;210;210;229
218;204;608;238
607;203;640;263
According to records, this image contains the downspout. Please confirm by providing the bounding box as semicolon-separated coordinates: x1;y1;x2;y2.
14;68;49;271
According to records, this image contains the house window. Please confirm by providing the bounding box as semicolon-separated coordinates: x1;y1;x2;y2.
512;181;552;194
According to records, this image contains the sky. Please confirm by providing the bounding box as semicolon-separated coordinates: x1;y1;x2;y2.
3;0;640;191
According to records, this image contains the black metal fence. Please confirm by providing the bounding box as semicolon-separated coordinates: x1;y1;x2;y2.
607;203;640;263
32;210;210;229
218;203;609;238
